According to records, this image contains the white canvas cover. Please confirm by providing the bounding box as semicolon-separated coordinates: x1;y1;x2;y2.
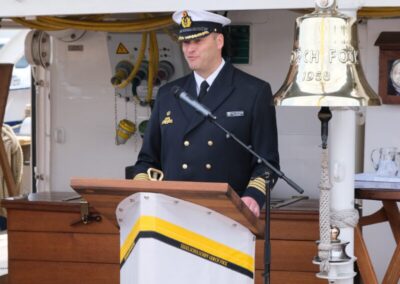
117;192;255;284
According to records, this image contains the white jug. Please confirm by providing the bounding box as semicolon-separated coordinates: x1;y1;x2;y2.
370;147;398;177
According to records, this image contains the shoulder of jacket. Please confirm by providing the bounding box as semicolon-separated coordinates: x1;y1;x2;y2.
230;65;269;88
157;73;192;99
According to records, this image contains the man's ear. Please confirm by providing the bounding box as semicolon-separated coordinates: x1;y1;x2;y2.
216;33;224;50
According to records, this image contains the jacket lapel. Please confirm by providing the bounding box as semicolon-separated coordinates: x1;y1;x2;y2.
178;73;198;120
184;63;235;136
202;63;235;113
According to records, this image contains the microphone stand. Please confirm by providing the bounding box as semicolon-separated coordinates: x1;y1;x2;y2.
172;85;305;284
204;115;304;284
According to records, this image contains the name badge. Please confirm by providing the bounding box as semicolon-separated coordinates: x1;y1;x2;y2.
226;111;244;117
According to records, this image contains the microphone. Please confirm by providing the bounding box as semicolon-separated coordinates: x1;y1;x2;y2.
172;86;217;120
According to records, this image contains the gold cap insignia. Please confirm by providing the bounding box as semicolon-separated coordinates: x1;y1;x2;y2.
181;11;192;28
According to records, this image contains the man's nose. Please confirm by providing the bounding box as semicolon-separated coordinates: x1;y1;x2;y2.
186;42;196;52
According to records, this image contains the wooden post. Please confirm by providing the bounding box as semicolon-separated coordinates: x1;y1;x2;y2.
0;63;18;197
354;225;378;284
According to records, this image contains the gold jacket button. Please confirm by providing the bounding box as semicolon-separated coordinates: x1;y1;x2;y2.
184;140;190;147
205;163;212;170
182;163;188;170
207;140;213;146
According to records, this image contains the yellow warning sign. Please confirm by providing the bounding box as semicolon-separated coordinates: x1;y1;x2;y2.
116;43;129;54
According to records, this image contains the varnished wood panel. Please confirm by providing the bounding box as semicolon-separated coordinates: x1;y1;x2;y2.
270;219;319;240
8;231;119;264
270;271;326;284
255;239;318;272
8;260;119;284
271;240;318;272
255;270;326;284
0;275;7;284
256;240;318;272
7;210;118;234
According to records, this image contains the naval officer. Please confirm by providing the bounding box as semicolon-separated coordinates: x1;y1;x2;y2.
128;10;280;217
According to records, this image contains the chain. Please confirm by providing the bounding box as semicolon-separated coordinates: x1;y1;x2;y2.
125;88;128;119
147;103;151;117
114;91;118;145
131;98;137;151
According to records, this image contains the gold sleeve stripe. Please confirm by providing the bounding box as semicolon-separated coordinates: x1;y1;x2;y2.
133;173;150;181
250;178;265;187
249;178;265;188
247;178;266;194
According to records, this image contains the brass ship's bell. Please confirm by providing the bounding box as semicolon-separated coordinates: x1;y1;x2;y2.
274;0;381;106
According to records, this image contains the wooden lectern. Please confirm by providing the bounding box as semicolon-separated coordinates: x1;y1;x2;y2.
71;178;264;283
70;178;265;237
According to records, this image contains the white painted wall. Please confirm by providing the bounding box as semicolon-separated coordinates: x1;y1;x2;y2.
49;32;135;191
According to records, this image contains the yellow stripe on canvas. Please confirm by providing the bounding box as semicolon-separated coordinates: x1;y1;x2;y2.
120;215;254;272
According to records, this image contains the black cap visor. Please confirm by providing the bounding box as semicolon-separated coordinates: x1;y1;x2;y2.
178;21;223;41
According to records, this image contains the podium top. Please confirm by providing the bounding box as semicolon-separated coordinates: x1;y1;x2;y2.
71;178;265;237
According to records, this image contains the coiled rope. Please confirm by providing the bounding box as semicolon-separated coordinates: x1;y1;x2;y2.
0;124;23;217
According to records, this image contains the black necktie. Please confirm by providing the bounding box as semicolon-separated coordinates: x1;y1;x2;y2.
198;81;209;102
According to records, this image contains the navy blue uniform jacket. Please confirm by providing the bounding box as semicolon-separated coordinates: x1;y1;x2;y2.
128;62;279;208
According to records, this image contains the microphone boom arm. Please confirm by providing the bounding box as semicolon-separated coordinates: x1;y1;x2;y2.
209;118;304;194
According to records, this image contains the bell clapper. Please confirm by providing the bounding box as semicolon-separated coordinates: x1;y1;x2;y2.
318;107;332;150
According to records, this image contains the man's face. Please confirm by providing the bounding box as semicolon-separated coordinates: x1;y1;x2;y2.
182;33;224;78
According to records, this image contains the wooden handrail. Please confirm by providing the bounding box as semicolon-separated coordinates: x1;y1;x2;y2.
0;63;18;197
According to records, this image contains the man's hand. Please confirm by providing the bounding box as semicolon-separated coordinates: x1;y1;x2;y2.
241;196;260;217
